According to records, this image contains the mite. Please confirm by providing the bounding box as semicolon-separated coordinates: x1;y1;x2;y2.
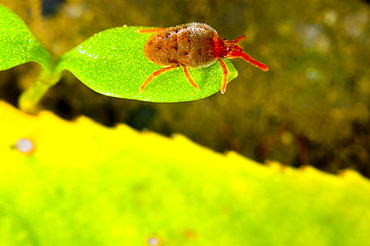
138;22;268;94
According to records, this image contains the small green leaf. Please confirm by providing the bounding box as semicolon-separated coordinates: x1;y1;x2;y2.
0;4;52;71
55;26;238;102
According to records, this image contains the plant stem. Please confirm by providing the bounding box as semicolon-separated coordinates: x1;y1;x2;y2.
19;69;60;113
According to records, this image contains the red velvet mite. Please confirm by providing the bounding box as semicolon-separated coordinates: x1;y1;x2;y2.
138;22;268;94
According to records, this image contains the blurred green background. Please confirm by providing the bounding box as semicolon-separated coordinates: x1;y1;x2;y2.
1;0;370;177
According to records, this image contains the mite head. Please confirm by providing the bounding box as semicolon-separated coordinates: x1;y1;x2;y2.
215;35;269;71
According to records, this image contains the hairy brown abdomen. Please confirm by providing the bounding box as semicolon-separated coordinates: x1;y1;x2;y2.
144;23;219;69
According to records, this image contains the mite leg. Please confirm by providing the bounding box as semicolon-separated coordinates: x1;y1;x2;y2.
218;59;228;94
138;28;165;34
139;65;179;92
182;65;199;90
228;35;246;44
227;50;269;71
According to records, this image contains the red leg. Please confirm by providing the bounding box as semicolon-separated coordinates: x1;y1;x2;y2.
227;50;269;71
138;28;165;34
228;35;246;44
218;59;228;94
182;65;199;90
139;65;179;92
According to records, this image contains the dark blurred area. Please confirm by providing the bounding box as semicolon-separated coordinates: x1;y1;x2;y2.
1;0;370;177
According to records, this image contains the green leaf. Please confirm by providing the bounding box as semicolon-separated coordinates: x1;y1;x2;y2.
55;26;238;102
0;4;52;71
